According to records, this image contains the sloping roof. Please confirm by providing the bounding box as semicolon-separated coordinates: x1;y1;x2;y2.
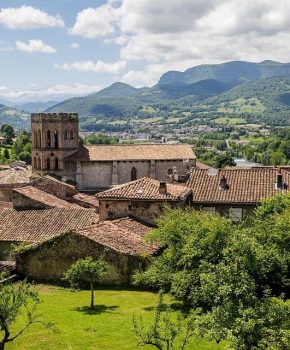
74;217;157;256
72;193;99;208
187;168;290;204
0;167;32;186
0;201;13;214
64;144;196;162
0;207;98;242
13;186;79;209
96;177;192;201
195;161;211;170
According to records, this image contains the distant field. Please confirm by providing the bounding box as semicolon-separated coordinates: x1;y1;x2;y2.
140;106;158;114
217;98;266;114
240;136;266;143
7;285;225;350
108;120;128;125
141;116;163;124
214;117;246;125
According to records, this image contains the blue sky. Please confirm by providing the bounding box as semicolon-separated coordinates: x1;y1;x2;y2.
1;0;290;102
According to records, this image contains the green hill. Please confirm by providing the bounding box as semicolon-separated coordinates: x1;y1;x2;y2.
0;105;30;130
159;60;290;85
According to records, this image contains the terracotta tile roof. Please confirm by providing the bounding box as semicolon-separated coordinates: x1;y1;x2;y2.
0;167;32;186
0;207;98;242
96;177;192;201
0;201;13;214
13;186;79;209
74;217;157;256
72;193;99;208
187;168;290;204
64;144;196;162
195;161;211;170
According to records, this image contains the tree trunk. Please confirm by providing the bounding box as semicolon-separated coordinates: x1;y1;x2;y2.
0;341;5;350
90;282;94;309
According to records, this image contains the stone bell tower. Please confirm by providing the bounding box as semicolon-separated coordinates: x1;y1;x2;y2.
31;113;79;177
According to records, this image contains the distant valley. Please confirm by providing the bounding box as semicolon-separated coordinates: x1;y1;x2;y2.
3;60;290;131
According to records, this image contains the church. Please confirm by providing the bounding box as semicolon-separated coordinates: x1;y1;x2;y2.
31;113;197;191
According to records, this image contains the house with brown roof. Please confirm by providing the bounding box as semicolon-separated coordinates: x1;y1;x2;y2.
16;217;156;285
0;167;32;201
0;207;98;259
187;167;290;221
96;177;192;223
31;112;196;192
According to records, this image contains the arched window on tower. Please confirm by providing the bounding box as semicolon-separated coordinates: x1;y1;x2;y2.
46;158;50;170
33;157;37;169
64;130;69;140
37;130;41;148
54;131;59;149
47;130;51;148
70;131;74;140
55;157;59;170
37;158;41;170
131;167;137;181
33;132;36;148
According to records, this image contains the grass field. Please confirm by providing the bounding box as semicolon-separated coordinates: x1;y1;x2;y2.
7;285;225;350
217;98;266;114
214;117;246;125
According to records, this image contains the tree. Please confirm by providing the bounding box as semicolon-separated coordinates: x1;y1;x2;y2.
63;257;107;309
134;207;290;350
133;291;196;350
0;125;15;145
0;281;55;350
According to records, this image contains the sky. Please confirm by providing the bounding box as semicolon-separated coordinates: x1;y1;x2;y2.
1;0;290;102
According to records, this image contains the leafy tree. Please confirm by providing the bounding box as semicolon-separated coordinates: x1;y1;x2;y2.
133;291;196;350
0;281;55;350
134;207;290;350
0;125;15;145
63;257;107;309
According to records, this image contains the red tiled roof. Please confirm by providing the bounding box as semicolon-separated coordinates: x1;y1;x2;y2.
187;168;290;204
0;167;31;185
64;144;196;162
96;177;192;201
0;207;98;242
195;161;211;170
73;193;99;208
74;217;157;256
13;186;79;209
0;201;13;214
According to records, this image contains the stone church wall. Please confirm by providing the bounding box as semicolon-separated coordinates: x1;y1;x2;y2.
16;233;149;286
117;161;150;184
81;162;113;190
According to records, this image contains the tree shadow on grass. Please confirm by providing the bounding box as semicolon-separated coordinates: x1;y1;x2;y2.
74;305;119;315
142;302;190;315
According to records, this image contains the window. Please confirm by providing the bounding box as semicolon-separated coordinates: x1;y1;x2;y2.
54;131;59;149
47;130;51;148
229;208;243;222
46;158;50;170
64;130;69;140
33;157;37;169
70;131;74;140
55;157;59;170
167;168;173;176
202;207;216;213
37;158;41;170
131;167;137;181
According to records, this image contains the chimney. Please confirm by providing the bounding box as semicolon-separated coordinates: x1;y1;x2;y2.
159;181;167;194
276;168;283;189
219;175;229;190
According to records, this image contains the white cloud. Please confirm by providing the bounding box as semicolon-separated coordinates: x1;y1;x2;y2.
0;84;102;103
16;40;57;54
0;6;64;30
70;43;80;49
70;4;120;38
55;60;127;74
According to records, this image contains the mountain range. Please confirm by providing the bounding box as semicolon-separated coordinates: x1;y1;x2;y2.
2;60;290;130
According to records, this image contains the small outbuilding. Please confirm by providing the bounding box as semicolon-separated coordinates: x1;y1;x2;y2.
16;217;157;285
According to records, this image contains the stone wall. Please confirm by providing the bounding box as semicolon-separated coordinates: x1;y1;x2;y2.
16;233;150;286
0;187;12;201
191;203;255;220
12;191;49;210
31;175;77;199
78;158;196;190
99;199;186;223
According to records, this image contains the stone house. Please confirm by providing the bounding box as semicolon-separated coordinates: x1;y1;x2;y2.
31;113;196;191
0;207;98;260
16;217;157;285
96;177;192;223
187;167;290;221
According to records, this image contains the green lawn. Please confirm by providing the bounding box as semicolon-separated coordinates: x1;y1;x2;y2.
7;285;225;350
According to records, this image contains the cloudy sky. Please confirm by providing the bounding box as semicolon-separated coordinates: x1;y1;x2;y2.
1;0;290;102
